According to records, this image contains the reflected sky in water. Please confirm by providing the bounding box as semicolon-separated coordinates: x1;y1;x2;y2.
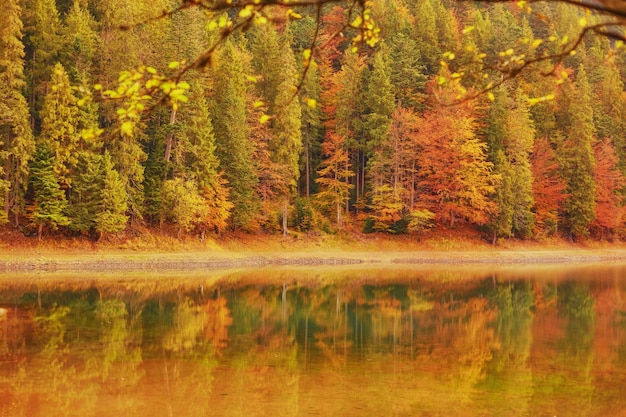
0;264;625;416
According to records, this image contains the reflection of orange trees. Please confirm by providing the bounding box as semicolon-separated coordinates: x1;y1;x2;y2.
202;296;233;351
418;297;498;401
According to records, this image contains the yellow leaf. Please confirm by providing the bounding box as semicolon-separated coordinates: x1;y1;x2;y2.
245;75;258;83
531;39;543;49
303;49;311;61
578;17;587;27
253;100;265;108
305;98;317;109
462;26;475;35
121;121;133;136
487;92;495;102
146;66;158;75
259;114;270;124
239;5;254;18
94;84;102;91
168;61;180;69
437;76;447;85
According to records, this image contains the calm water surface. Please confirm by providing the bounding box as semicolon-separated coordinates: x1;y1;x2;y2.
1;264;626;417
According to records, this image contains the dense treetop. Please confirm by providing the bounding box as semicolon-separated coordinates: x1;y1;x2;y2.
1;0;626;241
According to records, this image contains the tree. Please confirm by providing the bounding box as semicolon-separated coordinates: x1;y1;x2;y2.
39;63;80;188
212;39;258;230
592;138;625;238
486;88;535;243
177;93;232;235
60;0;101;84
0;0;35;226
24;0;63;127
417;80;498;227
559;66;597;239
66;152;103;234
364;45;397;226
530;137;568;237
28;143;69;239
96;152;128;237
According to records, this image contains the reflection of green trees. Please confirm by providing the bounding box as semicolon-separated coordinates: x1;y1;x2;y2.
2;270;626;417
479;282;534;416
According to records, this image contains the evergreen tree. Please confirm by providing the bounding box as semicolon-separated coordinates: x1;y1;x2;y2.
560;66;597;239
212;39;258;230
365;45;398;225
388;33;427;111
299;60;322;198
66;152;103;234
24;0;63;126
96;152;128;237
40;62;80;188
270;41;303;235
592;138;625;238
60;0;101;84
177;92;232;234
29;142;69;239
316;65;355;227
0;0;35;225
487;88;535;242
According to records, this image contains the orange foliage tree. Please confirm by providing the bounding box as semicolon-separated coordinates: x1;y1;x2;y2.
530;137;568;237
416;81;498;227
592;138;625;238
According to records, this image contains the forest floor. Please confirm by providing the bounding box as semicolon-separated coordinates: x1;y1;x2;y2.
1;225;626;272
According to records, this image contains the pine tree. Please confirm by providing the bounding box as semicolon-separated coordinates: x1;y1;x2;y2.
60;0;101;84
364;45;397;226
212;40;258;230
388;33;427;111
560;66;597;239
66;152;102;234
316;67;354;227
0;0;35;225
29;142;69;239
40;62;80;188
299;60;322;198
177;91;232;234
270;42;303;235
25;0;63;126
96;152;128;237
487;88;535;242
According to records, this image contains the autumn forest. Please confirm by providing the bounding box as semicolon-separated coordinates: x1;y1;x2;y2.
2;0;626;242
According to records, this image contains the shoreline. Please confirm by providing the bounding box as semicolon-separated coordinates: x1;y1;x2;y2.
2;247;626;272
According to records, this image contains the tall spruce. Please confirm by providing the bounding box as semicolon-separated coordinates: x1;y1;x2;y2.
29;142;69;239
0;0;35;225
96;152;128;237
39;63;80;188
212;39;258;230
560;66;597;239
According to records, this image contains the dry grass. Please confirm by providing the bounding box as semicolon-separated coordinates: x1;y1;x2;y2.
1;224;626;272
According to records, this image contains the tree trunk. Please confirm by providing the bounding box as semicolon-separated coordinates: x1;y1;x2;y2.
282;199;288;236
305;135;310;198
163;109;177;173
37;222;43;241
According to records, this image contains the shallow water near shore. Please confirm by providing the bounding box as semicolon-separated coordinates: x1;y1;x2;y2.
1;264;626;416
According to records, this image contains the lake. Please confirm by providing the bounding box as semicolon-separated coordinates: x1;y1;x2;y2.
0;263;625;417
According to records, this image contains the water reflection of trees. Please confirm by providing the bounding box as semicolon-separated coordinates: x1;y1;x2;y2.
0;268;626;416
